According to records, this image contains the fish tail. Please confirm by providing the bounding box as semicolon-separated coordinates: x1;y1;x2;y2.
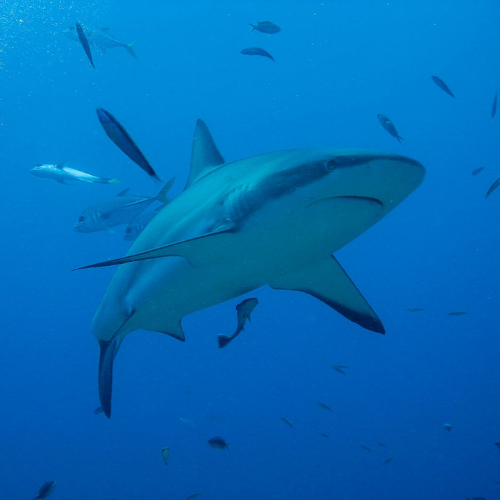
397;135;404;143
125;41;137;59
155;176;175;204
107;178;122;184
248;23;256;31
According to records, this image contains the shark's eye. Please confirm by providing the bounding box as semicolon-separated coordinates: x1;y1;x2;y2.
325;160;337;171
78;216;85;222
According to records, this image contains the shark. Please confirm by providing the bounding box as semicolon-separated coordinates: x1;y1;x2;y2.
78;119;425;418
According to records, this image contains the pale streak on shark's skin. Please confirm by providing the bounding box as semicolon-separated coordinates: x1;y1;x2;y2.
83;120;425;418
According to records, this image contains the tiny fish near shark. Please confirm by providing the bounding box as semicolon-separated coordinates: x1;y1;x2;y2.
77;119;425;417
377;114;403;144
218;297;258;348
30;161;121;185
431;75;455;98
96;107;162;182
75;22;95;68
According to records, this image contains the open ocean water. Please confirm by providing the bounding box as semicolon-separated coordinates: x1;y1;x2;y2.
0;1;499;499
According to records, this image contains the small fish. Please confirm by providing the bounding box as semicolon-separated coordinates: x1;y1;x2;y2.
94;406;104;414
384;457;394;464
377;114;403;143
492;92;497;118
280;417;294;428
124;207;162;241
32;481;57;500
443;423;452;431
63;26;137;58
75;181;173;233
218;297;259;348
161;447;170;465
447;311;467;316
207;436;229;450
316;402;333;411
240;47;274;61
248;21;281;34
360;444;372;453
96;107;161;182
431;76;455;98
331;364;348;375
406;307;425;312
486;174;500;198
75;22;94;68
30;162;121;186
472;167;484;176
320;433;330;438
494;442;500;450
185;494;203;500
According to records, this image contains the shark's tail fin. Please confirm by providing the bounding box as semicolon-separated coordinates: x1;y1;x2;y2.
125;40;137;59
155;177;176;204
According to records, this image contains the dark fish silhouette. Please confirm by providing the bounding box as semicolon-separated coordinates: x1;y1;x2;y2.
94;406;104;414
280;417;294;428
492;92;497;118
443;423;452;431
384;457;394;464
240;47;274;61
431;76;455;98
494;442;500;450
377;443;386;447
377;114;403;143
185;494;203;500
208;436;229;449
248;21;281;34
331;364;348;374
96;107;161;182
320;433;330;438
447;311;467;316
316;402;333;411
32;481;56;500
407;307;425;312
486;175;500;198
75;22;95;68
218;297;258;348
360;444;372;453
472;167;484;176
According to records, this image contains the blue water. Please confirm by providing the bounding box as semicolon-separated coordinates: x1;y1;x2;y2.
1;1;499;498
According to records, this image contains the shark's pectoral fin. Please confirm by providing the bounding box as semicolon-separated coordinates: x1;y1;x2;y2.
269;256;385;334
74;227;235;270
98;337;124;418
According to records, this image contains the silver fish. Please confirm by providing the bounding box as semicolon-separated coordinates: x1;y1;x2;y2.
124;206;163;241
30;161;121;186
75;181;172;233
63;26;137;58
377;114;403;143
248;21;281;34
77;120;425;418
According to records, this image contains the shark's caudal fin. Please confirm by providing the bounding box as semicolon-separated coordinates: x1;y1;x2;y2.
185;120;225;190
269;256;385;334
125;41;137;59
98;337;123;418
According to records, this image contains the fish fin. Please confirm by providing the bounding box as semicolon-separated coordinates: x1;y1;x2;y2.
269;256;385;334
73;227;235;271
55;161;70;169
126;41;137;59
98;336;124;418
218;334;233;348
185;119;225;190
145;321;185;341
117;187;130;196
155;177;175;204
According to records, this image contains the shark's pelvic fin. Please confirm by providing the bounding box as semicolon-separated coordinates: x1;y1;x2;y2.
269;256;385;334
74;227;235;270
146;320;185;341
185;119;225;190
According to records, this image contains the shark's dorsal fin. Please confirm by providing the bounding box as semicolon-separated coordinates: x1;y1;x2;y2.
185;119;225;190
117;188;130;196
269;256;385;334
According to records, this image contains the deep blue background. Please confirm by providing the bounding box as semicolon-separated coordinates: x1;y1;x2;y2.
0;1;499;498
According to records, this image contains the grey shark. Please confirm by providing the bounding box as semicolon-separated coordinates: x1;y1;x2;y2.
79;119;425;418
